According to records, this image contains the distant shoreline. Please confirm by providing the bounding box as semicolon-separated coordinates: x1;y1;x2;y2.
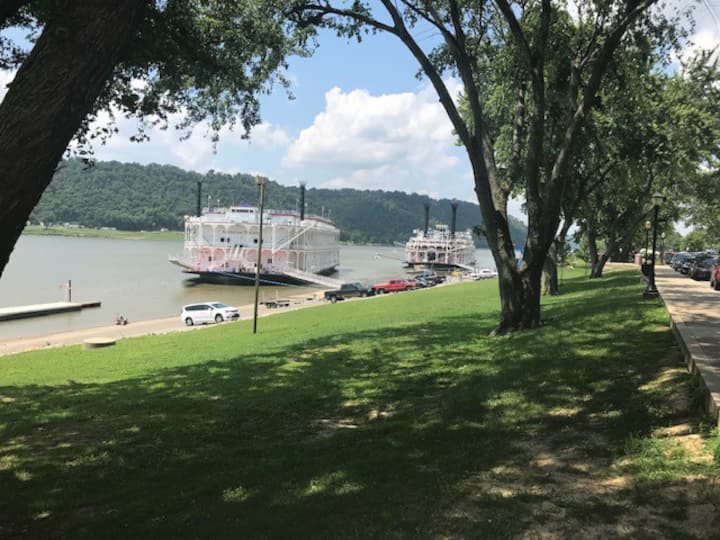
20;227;404;247
21;226;493;250
21;225;183;241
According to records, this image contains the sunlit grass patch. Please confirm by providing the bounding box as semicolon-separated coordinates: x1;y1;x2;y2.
619;434;719;485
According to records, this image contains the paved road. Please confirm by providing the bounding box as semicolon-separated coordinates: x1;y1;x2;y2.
655;264;720;425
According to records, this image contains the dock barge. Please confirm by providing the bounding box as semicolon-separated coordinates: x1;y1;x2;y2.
0;301;102;322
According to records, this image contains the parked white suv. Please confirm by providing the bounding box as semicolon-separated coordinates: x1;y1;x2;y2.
181;302;240;326
470;268;499;280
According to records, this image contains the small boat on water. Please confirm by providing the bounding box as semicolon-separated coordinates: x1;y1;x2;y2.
170;183;340;286
404;202;476;271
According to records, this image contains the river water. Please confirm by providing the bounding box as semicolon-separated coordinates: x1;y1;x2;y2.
0;235;496;340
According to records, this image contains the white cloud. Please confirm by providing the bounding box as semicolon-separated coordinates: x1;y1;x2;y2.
282;81;466;193
85;110;290;172
0;70;15;102
676;27;720;65
250;122;291;148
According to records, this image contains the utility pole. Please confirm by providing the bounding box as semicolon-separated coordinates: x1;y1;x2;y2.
253;175;266;334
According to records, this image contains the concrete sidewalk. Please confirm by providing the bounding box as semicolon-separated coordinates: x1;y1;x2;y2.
655;265;720;426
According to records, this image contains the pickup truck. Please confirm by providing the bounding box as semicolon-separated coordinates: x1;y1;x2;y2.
372;278;417;294
324;282;374;303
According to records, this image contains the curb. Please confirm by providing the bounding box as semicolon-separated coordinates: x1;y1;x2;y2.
668;318;720;425
654;266;720;427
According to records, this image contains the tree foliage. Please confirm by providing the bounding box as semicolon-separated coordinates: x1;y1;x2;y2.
573;50;720;276
2;0;308;147
670;53;720;237
287;0;670;333
0;0;308;278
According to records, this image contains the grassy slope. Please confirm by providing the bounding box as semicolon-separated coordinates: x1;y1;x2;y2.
0;270;718;538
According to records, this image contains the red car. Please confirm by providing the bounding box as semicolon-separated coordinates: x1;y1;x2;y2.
372;279;417;294
711;260;720;290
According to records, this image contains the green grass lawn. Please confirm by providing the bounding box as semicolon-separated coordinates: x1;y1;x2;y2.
22;225;183;241
1;270;718;538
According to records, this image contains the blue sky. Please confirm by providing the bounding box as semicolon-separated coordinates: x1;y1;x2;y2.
87;26;481;207
1;2;718;225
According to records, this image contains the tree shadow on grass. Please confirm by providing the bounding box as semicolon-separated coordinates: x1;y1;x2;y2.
0;272;716;539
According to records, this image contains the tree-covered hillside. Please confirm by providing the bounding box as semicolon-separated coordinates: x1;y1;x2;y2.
30;159;527;246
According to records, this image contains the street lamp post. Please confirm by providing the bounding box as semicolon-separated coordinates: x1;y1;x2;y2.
644;193;665;298
253;175;266;334
644;220;652;264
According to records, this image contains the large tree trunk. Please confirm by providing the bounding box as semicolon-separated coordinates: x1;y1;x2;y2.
590;252;610;278
0;0;146;277
542;240;559;295
492;261;545;334
587;223;600;277
591;238;616;278
542;214;574;296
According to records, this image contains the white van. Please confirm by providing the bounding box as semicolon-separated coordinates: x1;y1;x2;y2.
180;302;240;326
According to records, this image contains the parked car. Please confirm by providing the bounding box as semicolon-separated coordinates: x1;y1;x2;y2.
372;279;417;294
679;253;703;274
413;271;445;285
180;302;239;326
324;282;374;303
711;261;720;290
470;268;499;279
689;255;718;281
671;252;691;272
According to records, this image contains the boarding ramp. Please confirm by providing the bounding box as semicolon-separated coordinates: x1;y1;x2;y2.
282;269;343;289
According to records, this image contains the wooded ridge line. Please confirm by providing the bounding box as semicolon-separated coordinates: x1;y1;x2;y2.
30;159;527;246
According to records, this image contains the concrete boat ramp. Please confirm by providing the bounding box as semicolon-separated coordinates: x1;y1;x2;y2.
0;301;101;322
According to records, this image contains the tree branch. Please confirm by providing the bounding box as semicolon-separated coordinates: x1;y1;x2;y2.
546;0;660;240
493;0;532;67
289;2;397;34
444;0;508;219
0;0;28;27
506;80;526;194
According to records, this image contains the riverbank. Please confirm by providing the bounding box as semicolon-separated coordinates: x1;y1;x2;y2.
0;289;328;356
0;237;426;341
0;277;475;356
22;225;183;241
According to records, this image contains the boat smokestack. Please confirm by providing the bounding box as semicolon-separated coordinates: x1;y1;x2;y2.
450;201;458;238
299;182;306;221
423;202;430;237
196;180;202;217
